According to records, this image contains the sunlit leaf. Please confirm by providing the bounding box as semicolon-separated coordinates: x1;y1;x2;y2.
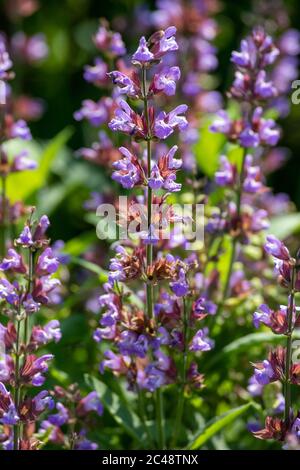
187;403;254;450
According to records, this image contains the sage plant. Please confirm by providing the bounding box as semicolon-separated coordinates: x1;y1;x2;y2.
92;27;215;450
0;213;62;450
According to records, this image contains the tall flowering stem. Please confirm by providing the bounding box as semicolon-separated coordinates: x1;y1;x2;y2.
0;214;63;450
284;261;296;426
211;28;280;310
251;237;300;447
91;26;215;450
141;66;154;321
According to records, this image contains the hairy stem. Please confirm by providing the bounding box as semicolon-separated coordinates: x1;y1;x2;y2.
284;262;296;426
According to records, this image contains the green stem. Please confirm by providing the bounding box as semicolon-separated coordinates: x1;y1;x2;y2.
284;262;296;426
0;174;6;258
215;149;247;316
155;388;165;449
138;388;153;448
142;65;165;448
142;66;154;321
24;249;34;349
171;297;189;448
13;316;21;451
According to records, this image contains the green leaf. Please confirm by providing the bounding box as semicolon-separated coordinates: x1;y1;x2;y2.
6;127;73;202
221;331;300;355
204;331;300;369
85;375;143;442
269;213;300;239
194;119;225;177
187;403;254;450
70;256;108;282
64;232;96;257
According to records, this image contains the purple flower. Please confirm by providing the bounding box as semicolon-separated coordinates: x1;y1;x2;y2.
210;110;231;134
33;391;54;413
254;71;277;99
15;225;33;247
79;392;103;416
110;33;126;57
189;328;214;352
155;104;188;139
108;100;138;135
112;147;144;189
152;66;180;96
0;248;26;273
36;248;59;276
148;163;164;190
253;360;275;385
239;127;260;148
11;119;31;140
231;39;253;68
11;151;37;172
0;37;12;80
279;29;300;56
243;154;263;193
48;403;69;426
170;269;189;297
247;375;264;397
118;331;149;358
0;382;19;425
23;295;41;314
253;304;272;329
108;71;140;98
215;155;235;187
74;98;112;126
84;58;108;86
193;297;217;317
31;354;54;386
264;235;290;261
155;26;178;58
132;36;154;63
32;320;62;344
0;279;19;305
